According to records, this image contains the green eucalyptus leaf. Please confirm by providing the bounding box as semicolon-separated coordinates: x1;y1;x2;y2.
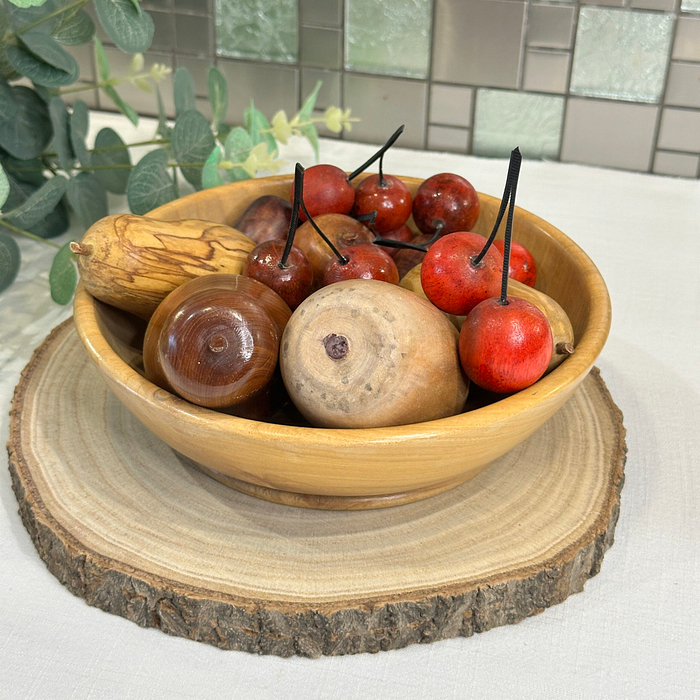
103;84;138;126
201;146;223;189
7;0;55;33
0;79;18;121
91;127;131;194
49;239;77;304
0;86;51;159
3;174;68;237
0;230;20;294
94;36;109;81
49;97;73;171
6;42;78;87
7;0;48;8
4;174;67;229
0;154;46;186
55;9;95;46
224;126;252;161
69;99;90;166
127;148;176;215
299;80;322;122
207;66;227;133
244;100;277;155
67;172;107;228
172;109;214;189
20;29;77;71
173;67;195;118
299;121;319;161
0;163;9;210
128;0;142;14
34;84;54;104
94;0;154;54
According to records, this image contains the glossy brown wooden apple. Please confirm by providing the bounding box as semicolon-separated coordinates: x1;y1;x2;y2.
293;213;373;288
233;195;292;244
143;274;291;414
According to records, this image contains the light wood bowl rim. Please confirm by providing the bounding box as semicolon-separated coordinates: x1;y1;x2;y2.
73;174;611;446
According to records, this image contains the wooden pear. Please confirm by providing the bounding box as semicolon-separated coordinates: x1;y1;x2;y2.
280;279;469;428
71;214;255;319
400;263;575;374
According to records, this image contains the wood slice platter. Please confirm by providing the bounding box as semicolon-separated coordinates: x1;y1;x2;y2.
7;319;626;658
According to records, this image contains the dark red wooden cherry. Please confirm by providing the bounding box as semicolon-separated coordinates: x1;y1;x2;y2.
243;240;313;310
323;243;399;286
412;173;480;238
420;231;502;315
493;239;537;287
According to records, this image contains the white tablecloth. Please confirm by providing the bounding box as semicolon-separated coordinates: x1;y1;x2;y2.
1;114;698;700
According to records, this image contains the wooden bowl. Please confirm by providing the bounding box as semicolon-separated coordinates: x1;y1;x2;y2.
73;174;611;510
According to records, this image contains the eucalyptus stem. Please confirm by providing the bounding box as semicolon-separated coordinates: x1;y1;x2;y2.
15;0;89;35
0;220;61;248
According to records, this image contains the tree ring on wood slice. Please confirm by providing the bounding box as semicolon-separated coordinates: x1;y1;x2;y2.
280;280;469;428
8;320;626;658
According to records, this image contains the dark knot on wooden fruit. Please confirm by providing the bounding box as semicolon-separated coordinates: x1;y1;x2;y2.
323;334;349;360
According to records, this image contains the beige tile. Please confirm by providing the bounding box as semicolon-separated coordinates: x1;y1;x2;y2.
343;74;427;148
561;98;658;171
301;69;341;111
62;86;100;110
528;5;575;49
217;60;299;120
523;50;570;94
432;0;526;88
429;84;473;127
300;27;342;70
673;18;700;62
657;108;700;152
630;0;676;8
653;151;699;177
300;0;342;28
66;43;95;83
174;0;211;14
665;63;700;108
150;10;173;50
427;126;470;152
175;13;211;55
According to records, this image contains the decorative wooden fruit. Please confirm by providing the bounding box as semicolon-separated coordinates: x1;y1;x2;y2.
280;279;469;428
292;213;372;287
400;263;574;375
232;194;292;244
71;214;255;319
143;274;291;414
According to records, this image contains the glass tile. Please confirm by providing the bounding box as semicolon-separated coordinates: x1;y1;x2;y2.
473;90;564;159
570;8;674;103
215;0;298;63
345;0;432;79
681;0;700;11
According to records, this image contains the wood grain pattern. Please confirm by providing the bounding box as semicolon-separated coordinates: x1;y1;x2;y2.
70;173;611;508
7;319;626;657
74;214;255;319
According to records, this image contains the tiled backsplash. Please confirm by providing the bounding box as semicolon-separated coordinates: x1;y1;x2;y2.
85;0;700;178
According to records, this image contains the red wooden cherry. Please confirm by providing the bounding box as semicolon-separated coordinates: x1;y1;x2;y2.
459;297;552;393
290;125;406;222
243;240;313;310
323;244;399;286
352;174;412;233
412;173;480;238
420;231;502;315
493;239;537;287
